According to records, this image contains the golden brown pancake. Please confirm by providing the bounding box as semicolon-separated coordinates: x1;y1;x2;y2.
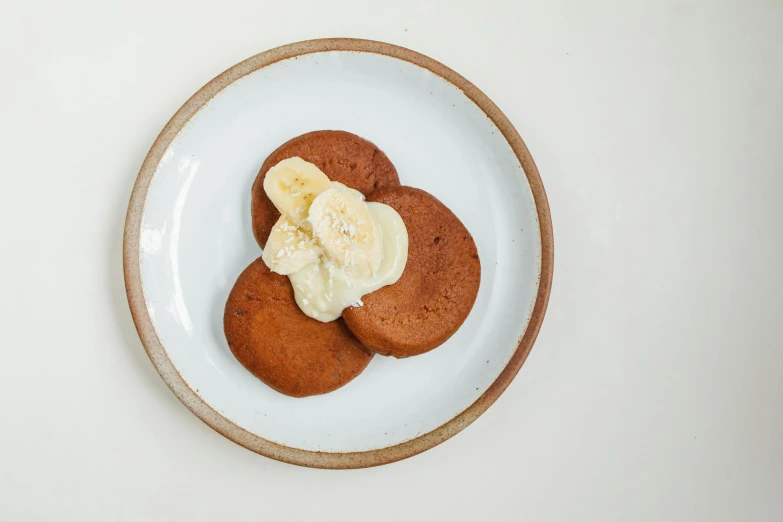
342;187;481;358
251;130;400;247
224;258;373;397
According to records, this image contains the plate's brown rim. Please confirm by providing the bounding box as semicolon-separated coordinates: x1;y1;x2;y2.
123;38;554;469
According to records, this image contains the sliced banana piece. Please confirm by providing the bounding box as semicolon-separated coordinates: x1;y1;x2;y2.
307;182;383;278
261;216;322;275
263;157;332;228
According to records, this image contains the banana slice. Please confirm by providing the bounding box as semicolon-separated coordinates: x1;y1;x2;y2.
261;216;322;275
307;182;383;277
263;157;332;228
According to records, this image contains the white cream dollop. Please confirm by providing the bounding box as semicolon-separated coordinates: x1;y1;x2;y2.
260;158;408;322
289;203;408;321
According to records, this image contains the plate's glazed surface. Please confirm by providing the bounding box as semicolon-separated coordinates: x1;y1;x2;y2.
124;39;553;468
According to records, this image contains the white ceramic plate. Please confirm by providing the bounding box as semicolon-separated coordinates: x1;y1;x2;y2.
124;39;553;468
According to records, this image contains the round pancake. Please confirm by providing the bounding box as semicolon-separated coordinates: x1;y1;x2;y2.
251;130;400;247
342;187;481;358
224;258;372;397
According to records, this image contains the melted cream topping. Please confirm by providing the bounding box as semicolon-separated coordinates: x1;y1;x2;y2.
288;203;408;321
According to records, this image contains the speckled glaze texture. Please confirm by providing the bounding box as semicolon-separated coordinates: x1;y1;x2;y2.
124;38;554;468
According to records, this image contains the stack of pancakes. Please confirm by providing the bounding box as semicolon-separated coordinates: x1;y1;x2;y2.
224;131;481;397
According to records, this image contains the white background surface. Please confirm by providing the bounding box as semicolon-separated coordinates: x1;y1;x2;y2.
1;0;781;520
